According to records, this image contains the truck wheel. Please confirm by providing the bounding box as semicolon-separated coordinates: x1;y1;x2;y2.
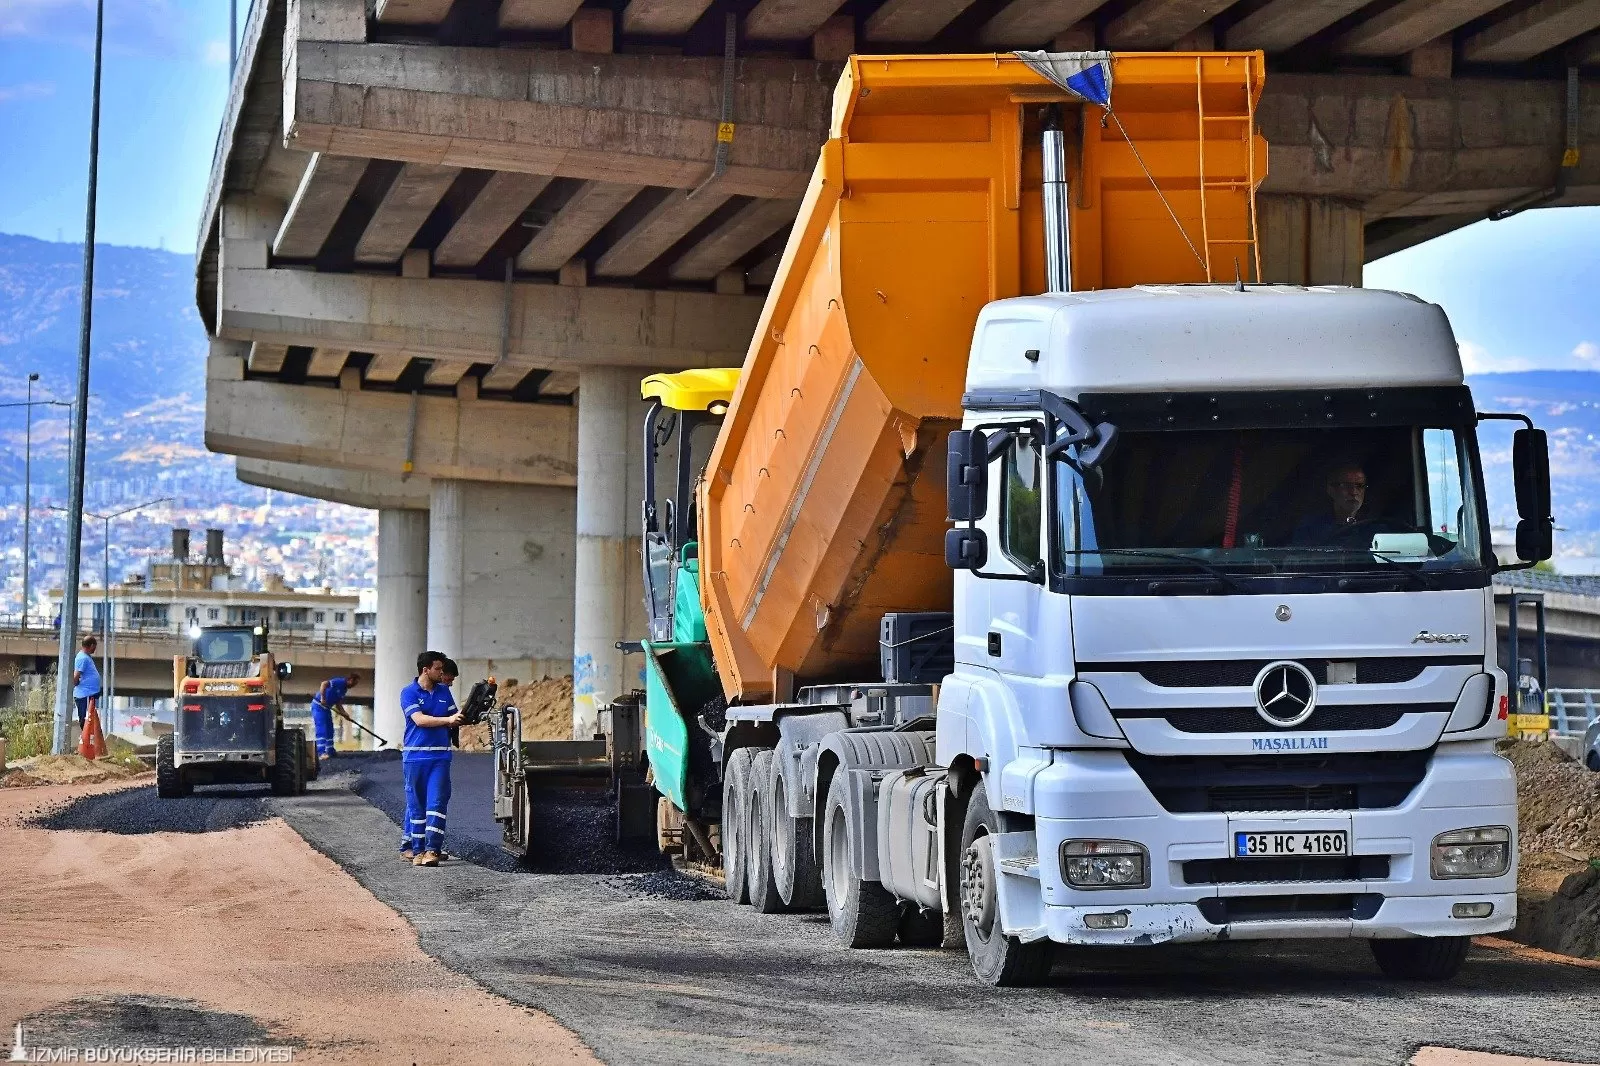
1369;936;1470;981
747;750;788;913
271;727;303;796
960;781;1054;986
821;771;898;947
769;750;824;910
155;735;190;798
721;747;754;905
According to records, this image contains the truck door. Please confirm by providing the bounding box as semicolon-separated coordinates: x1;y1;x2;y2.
976;426;1047;680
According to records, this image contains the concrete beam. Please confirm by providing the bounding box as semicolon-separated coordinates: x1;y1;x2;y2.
423;360;474;388
306;347;349;378
668;197;800;281
289;0;366;42
283;42;833;200
355;163;460;265
433;171;552;269
218;264;764;370
235;457;432;509
1463;0;1600;63
374;0;452;24
594;189;731;277
1337;0;1504;56
1105;0;1244;49
517;182;643;273
621;0;715;36
500;0;586;31
364;352;413;383
863;0;976;42
980;0;1108;48
248;342;288;373
745;0;846;40
1224;0;1370;52
207;358;579;486
273;153;368;258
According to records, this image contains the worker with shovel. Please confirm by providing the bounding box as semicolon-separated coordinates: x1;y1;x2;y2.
400;651;462;866
310;672;361;760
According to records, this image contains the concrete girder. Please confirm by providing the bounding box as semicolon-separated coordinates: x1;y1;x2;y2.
433;171;552;269
745;0;846;40
374;0;450;24
355;162;460;264
1573;31;1600;63
235;457;431;509
1336;0;1505;56
517;181;644;273
423;360;475;388
980;0;1108;48
306;347;349;378
1463;0;1600;63
480;364;534;392
364;352;412;382
1257;73;1600;207
1224;0;1371;52
543;371;581;395
864;0;977;42
207;359;579;486
620;0;715;36
499;0;585;31
668;197;800;281
273;153;368;258
594;189;732;278
248;342;289;373
1104;0;1243;49
747;250;782;286
282;42;834;200
218;264;763;370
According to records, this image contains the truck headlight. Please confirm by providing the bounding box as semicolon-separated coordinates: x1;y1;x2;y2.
1431;826;1511;879
1061;840;1148;889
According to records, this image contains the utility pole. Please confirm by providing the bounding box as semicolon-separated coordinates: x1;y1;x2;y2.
54;0;105;756
229;0;238;76
23;373;37;628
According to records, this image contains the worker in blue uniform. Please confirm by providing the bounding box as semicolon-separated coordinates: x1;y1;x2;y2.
310;672;361;760
400;650;462;866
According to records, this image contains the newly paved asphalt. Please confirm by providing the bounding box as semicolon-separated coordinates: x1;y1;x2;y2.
247;753;1600;1066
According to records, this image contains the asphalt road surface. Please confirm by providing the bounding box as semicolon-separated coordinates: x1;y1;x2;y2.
258;754;1600;1066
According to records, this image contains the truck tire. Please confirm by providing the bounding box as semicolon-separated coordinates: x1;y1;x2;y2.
155;735;190;798
747;750;789;913
959;781;1054;986
1369;936;1470;981
721;747;754;904
271;727;305;796
769;750;824;910
821;771;898;948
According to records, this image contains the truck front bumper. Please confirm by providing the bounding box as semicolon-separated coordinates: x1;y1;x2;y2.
997;745;1518;946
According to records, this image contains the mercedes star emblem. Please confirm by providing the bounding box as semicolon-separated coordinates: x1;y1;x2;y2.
1253;660;1318;728
1274;605;1292;622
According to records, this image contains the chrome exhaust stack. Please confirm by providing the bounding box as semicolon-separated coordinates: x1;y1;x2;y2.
1041;104;1072;294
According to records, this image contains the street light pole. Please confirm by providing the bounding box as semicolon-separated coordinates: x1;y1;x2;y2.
23;373;37;629
53;0;105;755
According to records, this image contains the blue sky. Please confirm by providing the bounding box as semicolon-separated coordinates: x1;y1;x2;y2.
0;0;233;252
0;2;1596;371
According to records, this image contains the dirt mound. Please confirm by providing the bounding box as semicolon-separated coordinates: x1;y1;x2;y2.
1517;864;1600;960
456;676;574;750
1;754;146;789
1504;740;1600;857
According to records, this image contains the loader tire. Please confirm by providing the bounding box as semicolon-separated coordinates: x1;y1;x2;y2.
156;735;190;799
271;727;305;796
769;749;824;911
747;750;788;913
1369;936;1470;981
821;771;898;948
721;747;754;905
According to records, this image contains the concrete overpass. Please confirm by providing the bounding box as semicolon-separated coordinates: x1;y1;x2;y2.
199;0;1600;741
1495;570;1600;688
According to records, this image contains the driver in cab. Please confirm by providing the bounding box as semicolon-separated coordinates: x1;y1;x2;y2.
1290;460;1370;546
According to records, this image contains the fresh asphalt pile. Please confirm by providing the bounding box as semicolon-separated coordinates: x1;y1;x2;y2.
27;784;271;834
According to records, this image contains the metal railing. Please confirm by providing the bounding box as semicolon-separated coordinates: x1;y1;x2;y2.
1547;690;1600;738
0;616;375;652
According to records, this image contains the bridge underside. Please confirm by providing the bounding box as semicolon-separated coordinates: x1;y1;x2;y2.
201;0;1600;738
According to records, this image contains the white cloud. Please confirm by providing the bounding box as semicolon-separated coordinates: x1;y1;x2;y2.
201;38;228;66
0;0;187;57
1573;341;1600;365
0;80;54;103
1458;341;1532;375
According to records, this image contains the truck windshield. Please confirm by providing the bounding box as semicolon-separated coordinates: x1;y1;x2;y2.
1052;423;1486;581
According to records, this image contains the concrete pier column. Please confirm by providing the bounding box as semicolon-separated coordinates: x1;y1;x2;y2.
573;367;648;739
376;508;429;746
1257;195;1364;286
428;478;575;685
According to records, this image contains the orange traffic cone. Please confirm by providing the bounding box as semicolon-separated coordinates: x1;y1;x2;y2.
78;698;108;760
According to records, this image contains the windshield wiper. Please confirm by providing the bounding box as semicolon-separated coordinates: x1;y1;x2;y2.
1291;547;1441;590
1060;548;1246;593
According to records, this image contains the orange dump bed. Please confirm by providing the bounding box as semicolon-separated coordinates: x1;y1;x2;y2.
700;52;1267;702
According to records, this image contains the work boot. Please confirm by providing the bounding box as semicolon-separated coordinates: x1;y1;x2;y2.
399;848;414;861
415;851;440;867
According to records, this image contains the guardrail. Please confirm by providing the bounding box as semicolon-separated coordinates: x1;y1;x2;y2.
0;619;375;653
1547;689;1600;739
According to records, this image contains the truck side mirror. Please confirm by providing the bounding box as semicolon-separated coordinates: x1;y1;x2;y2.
947;430;989;521
1512;427;1553;562
945;527;987;570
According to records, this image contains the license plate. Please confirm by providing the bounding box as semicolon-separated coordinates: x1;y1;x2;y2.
1233;830;1348;858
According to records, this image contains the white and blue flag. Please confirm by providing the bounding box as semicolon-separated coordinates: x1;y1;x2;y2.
1012;51;1113;109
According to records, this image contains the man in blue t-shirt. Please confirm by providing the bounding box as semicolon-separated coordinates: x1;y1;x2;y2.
400;650;462;866
72;635;102;729
310;672;361;760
